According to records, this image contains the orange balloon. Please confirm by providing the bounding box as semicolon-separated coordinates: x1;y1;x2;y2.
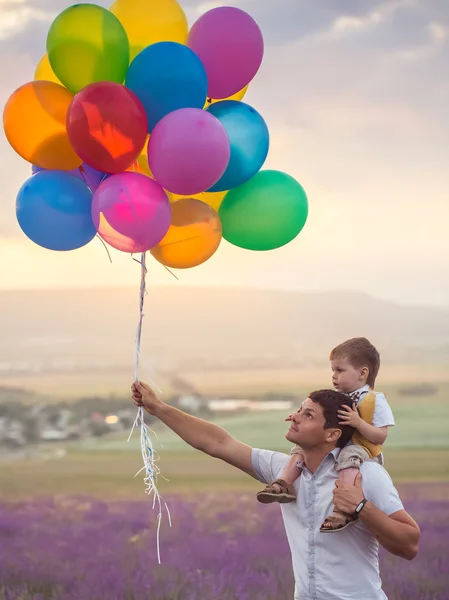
3;81;81;170
34;54;62;85
170;190;226;211
151;198;222;269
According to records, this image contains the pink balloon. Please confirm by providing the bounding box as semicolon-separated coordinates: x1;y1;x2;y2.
92;172;171;253
148;108;230;196
187;7;264;99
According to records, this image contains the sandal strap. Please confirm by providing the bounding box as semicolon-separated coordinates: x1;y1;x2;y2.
263;478;295;495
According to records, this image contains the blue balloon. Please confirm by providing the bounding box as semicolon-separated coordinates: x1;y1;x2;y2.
206;101;269;192
125;42;208;132
32;164;106;192
16;171;97;251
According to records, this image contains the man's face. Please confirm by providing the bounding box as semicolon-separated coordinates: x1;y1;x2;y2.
331;356;366;394
286;398;336;449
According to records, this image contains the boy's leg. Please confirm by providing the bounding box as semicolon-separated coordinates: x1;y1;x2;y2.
339;467;359;486
320;445;370;533
256;446;304;504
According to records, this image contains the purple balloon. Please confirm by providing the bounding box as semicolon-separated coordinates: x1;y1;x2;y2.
32;163;105;192
148;108;231;196
187;7;264;99
92;172;171;253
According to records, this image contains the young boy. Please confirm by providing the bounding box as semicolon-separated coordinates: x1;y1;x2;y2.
256;337;395;532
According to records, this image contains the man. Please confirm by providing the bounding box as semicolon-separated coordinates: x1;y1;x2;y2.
131;383;419;600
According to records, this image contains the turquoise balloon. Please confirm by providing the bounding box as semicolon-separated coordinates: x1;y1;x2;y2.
219;170;308;251
206;101;269;192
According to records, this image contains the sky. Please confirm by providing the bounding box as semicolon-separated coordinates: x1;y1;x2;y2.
0;0;448;306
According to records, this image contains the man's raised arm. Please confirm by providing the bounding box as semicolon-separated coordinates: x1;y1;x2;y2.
132;381;256;477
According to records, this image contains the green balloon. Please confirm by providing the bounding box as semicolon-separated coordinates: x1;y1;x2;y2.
219;170;309;251
47;4;130;94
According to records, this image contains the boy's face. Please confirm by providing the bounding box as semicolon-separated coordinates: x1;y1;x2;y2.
331;356;368;393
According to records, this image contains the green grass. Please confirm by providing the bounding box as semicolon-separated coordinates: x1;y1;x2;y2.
1;448;448;502
76;383;449;453
1;383;448;501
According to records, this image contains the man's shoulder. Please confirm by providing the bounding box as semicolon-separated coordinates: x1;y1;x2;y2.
360;460;404;514
360;460;396;490
252;448;289;484
360;459;388;476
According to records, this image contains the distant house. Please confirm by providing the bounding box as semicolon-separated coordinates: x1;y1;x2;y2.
0;417;26;447
177;395;202;413
207;399;293;413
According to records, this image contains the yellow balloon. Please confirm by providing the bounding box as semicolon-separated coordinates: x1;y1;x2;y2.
204;85;249;108
136;136;151;175
170;190;227;212
35;54;62;85
110;0;188;60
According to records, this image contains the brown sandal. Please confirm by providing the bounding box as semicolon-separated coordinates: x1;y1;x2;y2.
320;511;357;533
256;479;296;504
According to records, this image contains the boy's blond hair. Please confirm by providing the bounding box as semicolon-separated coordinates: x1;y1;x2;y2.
330;337;380;388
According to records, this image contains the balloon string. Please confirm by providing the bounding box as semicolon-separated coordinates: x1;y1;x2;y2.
96;235;112;263
128;252;171;564
78;166;87;186
132;252;147;382
162;265;179;280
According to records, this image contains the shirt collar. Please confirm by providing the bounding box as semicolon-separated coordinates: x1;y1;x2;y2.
330;447;341;460
348;384;370;404
350;384;370;396
299;447;341;474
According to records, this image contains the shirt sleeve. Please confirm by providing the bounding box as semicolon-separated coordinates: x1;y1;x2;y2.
251;448;289;484
360;461;404;515
372;392;395;427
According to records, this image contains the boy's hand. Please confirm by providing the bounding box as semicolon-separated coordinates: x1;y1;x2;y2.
338;403;362;428
131;381;165;416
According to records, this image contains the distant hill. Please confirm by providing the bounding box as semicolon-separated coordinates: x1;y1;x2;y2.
0;287;448;378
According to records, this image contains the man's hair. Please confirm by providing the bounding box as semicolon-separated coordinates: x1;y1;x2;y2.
309;389;355;448
330;337;380;388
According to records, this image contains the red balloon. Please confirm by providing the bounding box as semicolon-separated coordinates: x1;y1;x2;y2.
66;82;148;174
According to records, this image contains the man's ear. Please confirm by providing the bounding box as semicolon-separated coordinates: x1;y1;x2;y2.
326;428;342;444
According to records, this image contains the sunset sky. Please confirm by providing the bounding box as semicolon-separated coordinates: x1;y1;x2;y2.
0;0;447;306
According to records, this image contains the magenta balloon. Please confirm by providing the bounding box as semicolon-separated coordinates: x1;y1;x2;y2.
147;108;231;195
187;7;264;99
92;172;171;253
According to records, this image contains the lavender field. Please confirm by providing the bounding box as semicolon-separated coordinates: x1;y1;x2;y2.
0;486;447;600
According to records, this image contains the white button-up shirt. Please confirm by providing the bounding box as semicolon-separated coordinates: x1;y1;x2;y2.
252;448;404;600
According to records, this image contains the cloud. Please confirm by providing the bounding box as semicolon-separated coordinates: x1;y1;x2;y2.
0;0;53;40
192;0;398;46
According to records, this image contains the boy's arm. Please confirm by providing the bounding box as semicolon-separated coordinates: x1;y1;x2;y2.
131;381;257;478
356;421;388;445
338;404;388;444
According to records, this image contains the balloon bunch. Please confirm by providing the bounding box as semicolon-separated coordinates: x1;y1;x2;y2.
3;0;309;267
